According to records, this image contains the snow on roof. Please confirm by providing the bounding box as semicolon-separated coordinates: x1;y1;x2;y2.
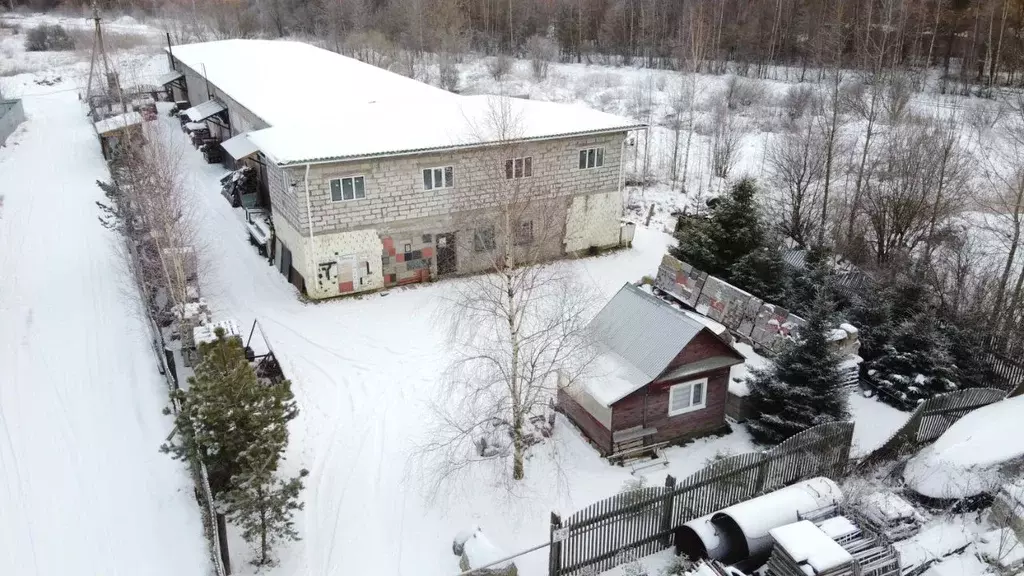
184;100;227;123
168;39;451;127
590;283;713;381
167;40;642;165
770;521;853;572
94;111;143;135
583;349;652;407
246;94;644;165
903;395;1022;499
220;133;259;160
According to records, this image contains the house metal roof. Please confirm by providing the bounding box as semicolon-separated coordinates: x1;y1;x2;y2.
590;283;707;381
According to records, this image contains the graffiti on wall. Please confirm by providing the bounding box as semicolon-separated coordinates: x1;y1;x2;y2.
655;254;804;352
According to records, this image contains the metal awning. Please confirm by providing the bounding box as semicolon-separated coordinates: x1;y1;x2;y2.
156;70;184;86
221;133;259;160
184;100;227;122
94;111;143;136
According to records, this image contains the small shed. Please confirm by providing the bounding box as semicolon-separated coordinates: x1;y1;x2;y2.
94;111;144;160
558;283;745;457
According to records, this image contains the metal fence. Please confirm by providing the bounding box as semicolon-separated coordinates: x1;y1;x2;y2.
0;99;25;145
548;421;855;576
858;387;1008;469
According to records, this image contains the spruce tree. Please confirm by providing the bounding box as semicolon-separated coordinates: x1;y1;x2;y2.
784;245;832;316
746;290;849;445
672;178;785;300
731;245;788;304
869;313;958;407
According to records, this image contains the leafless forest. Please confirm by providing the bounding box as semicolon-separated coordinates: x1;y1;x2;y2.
14;0;1024;92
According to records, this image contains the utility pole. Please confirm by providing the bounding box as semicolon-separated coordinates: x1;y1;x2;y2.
85;0;124;119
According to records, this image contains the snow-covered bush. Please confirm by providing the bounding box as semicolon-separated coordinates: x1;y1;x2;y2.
489;54;513;81
438;57;459;92
24;24;74;52
781;84;817;124
723;75;766;110
526;35;556;80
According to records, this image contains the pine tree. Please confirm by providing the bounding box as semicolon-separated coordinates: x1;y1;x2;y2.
162;328;298;497
225;462;308;566
746;290;849;445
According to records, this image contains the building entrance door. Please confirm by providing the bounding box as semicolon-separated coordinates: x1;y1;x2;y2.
436;233;457;275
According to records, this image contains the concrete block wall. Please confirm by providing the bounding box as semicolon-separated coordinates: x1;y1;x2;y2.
565;190;622;253
296;132;625;240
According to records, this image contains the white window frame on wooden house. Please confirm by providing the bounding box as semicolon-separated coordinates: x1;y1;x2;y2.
330;176;365;202
578;147;605;169
505;156;533;179
667;377;707;416
423;166;454;190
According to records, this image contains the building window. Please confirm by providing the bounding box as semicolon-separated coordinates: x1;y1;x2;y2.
474;226;496;252
423;166;454;190
667;378;707;416
505;157;533;179
578;147;605;169
514;220;534;245
330;176;365;202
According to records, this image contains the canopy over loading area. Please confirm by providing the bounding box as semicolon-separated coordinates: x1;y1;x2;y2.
220;133;259;161
183;99;227;123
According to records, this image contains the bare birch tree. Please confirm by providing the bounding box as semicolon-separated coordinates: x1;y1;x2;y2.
420;96;597;492
767;104;826;247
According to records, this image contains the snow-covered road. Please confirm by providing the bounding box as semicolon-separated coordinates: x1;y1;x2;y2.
0;89;209;574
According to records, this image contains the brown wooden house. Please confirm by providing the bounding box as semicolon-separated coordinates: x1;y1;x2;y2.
558;283;745;457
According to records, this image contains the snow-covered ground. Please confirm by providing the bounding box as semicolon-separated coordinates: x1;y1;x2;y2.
0;12;1003;575
0;62;209;576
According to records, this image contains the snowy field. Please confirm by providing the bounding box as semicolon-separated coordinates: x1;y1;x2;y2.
0;12;993;576
0;47;208;576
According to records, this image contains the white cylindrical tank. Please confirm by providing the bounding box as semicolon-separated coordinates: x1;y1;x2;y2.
710;477;843;565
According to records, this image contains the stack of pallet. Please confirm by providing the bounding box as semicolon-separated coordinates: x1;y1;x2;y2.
765;507;901;576
766;520;856;576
